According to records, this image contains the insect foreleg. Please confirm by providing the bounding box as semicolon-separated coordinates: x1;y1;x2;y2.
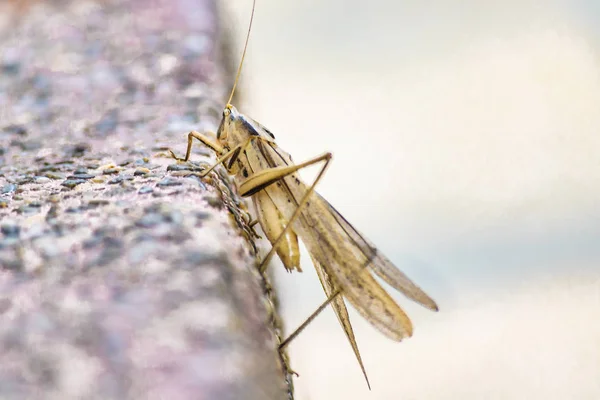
170;134;256;179
241;152;332;274
168;131;223;162
198;140;250;177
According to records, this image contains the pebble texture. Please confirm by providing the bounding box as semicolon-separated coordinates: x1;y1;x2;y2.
0;1;292;399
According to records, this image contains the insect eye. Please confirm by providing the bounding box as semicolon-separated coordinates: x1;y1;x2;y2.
217;127;228;141
216;116;226;140
223;107;231;118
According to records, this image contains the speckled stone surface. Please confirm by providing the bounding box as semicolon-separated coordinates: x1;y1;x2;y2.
0;1;292;399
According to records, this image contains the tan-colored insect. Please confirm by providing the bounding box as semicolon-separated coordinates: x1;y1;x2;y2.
169;0;438;388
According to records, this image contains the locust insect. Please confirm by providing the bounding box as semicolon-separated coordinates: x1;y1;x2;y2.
169;0;438;388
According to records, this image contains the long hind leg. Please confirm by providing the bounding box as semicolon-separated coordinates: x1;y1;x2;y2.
233;151;332;273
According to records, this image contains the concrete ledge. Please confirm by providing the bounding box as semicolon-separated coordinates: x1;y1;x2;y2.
0;1;292;398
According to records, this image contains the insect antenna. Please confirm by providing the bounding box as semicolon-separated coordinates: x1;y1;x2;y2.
226;0;256;107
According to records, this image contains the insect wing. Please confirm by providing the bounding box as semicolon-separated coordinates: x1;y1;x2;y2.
247;139;414;340
311;253;371;388
323;200;439;312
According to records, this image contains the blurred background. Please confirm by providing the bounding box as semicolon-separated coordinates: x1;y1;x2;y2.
225;1;600;399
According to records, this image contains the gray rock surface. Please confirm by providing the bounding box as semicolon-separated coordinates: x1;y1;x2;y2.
0;1;292;398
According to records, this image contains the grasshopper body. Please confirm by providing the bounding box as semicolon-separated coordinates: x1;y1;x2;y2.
170;105;438;386
169;0;438;388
